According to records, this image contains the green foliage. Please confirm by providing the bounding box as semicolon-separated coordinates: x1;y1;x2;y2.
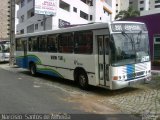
115;7;140;20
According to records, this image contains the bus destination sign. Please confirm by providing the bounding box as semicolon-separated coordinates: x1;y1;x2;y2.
111;23;147;32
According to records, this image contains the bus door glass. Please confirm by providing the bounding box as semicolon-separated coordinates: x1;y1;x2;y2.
97;35;109;86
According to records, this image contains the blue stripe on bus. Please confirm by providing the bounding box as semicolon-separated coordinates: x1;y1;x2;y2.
127;64;135;79
37;69;63;78
16;55;41;68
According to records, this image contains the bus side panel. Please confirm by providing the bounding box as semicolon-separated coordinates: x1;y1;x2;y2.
16;51;28;68
26;52;97;85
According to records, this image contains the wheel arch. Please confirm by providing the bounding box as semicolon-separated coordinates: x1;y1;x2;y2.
74;67;88;82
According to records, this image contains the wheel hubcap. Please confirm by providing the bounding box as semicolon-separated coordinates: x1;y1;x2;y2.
79;75;86;87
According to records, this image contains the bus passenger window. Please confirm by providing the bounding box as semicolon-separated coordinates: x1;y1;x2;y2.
39;36;47;52
16;38;23;51
47;35;57;52
28;37;38;52
74;31;93;54
58;33;73;53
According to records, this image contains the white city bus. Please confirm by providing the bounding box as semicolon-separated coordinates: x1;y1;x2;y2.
15;21;151;90
0;41;10;62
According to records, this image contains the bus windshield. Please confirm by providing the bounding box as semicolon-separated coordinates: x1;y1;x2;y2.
2;43;10;53
111;33;150;66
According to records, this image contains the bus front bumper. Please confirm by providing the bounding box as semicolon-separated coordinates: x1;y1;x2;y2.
111;75;151;90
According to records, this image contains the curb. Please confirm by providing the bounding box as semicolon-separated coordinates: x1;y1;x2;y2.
151;70;160;76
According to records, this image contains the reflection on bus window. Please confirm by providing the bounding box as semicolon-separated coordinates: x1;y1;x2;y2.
58;33;73;53
2;44;10;53
16;38;23;51
74;31;93;54
28;37;38;51
47;35;57;52
39;36;47;52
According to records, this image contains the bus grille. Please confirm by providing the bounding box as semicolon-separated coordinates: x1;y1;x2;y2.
127;71;145;80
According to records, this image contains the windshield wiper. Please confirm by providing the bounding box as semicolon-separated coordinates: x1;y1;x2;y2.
136;31;142;49
122;31;135;50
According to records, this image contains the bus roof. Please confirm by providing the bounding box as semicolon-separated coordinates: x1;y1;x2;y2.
16;21;145;38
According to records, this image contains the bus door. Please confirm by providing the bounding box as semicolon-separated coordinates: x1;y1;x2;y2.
97;35;110;86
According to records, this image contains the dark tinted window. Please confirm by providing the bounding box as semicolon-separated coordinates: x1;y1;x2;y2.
58;33;73;53
38;36;47;52
28;37;38;51
47;35;58;52
74;31;93;54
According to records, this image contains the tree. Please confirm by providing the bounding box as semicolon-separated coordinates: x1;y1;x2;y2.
115;7;140;20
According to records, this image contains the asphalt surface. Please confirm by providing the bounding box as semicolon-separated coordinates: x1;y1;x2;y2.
1;63;158;120
0;67;84;114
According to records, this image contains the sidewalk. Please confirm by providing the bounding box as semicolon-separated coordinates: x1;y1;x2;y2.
151;66;160;76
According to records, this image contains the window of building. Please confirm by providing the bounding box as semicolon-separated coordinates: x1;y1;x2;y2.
90;15;92;21
140;7;144;11
155;0;160;4
74;31;93;54
20;29;24;34
73;7;77;13
58;33;73;53
47;35;58;52
27;8;34;19
140;1;144;4
21;0;25;8
38;36;47;52
154;36;160;60
35;24;38;30
28;37;38;52
41;21;44;26
81;0;87;4
116;4;118;6
116;10;118;13
155;5;160;8
81;0;93;6
27;24;34;33
59;0;70;12
27;0;32;3
80;11;88;20
129;2;133;4
20;15;24;23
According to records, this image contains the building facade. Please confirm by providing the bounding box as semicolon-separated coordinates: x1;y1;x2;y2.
129;0;160;16
0;0;10;40
115;0;129;14
16;0;112;34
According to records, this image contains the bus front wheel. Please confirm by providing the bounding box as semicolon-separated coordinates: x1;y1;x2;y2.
30;63;37;76
78;71;89;90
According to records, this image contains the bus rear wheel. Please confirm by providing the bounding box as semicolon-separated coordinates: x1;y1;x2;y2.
30;63;37;76
78;71;89;90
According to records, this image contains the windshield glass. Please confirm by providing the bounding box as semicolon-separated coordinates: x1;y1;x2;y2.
110;33;150;66
2;43;10;53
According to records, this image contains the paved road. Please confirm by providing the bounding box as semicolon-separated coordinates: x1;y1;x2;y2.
0;66;85;114
1;63;160;120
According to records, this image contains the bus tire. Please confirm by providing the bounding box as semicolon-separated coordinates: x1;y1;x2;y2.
30;63;37;76
78;71;89;90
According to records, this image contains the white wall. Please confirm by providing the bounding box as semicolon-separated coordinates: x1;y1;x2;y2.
16;0;112;34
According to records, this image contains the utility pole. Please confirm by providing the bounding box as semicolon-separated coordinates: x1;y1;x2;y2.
9;0;15;66
43;15;46;31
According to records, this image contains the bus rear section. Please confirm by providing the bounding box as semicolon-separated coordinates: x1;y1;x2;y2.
0;41;10;62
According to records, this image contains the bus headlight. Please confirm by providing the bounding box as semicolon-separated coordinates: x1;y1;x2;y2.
113;76;118;80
